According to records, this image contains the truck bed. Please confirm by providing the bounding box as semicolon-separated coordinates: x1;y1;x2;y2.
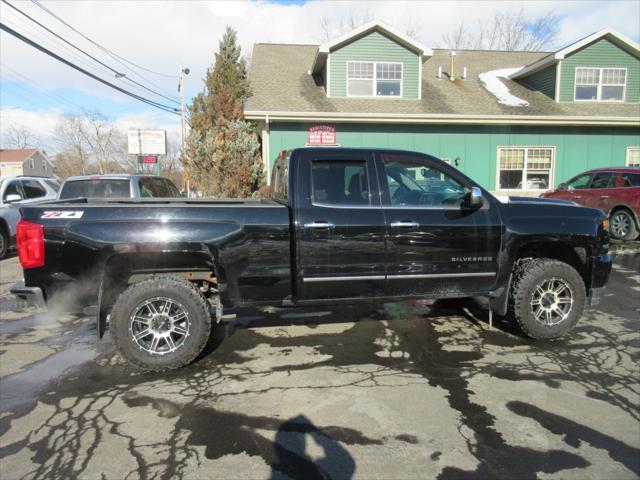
18;199;292;310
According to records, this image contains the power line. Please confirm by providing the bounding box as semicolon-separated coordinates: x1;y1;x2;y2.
30;0;180;89
0;22;180;115
2;0;180;105
1;62;84;110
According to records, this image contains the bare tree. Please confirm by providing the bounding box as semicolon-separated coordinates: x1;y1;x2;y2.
319;15;332;42
2;125;41;149
53;111;128;178
440;9;560;51
316;9;373;41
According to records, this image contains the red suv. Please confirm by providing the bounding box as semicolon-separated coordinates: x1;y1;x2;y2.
541;167;640;240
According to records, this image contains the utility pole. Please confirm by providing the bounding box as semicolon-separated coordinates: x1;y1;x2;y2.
179;64;190;196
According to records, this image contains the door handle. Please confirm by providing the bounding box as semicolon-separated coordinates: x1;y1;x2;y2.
304;221;335;229
600;195;609;199
572;195;582;200
390;221;419;228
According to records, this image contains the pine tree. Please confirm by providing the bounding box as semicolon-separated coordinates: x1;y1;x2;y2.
186;26;264;197
189;26;251;135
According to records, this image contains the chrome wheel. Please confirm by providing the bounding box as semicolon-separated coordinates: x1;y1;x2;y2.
128;297;190;355
611;211;632;239
530;277;573;326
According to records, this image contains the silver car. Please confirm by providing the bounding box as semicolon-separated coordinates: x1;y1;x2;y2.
0;176;60;259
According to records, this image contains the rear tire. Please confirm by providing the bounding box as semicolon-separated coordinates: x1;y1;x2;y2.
0;227;7;260
610;209;638;241
508;258;586;340
110;276;212;371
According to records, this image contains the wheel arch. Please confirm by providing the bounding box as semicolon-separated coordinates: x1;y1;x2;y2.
97;250;222;338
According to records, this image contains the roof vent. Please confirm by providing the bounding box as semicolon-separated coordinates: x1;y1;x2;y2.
449;51;456;81
462;67;468;80
437;66;442;79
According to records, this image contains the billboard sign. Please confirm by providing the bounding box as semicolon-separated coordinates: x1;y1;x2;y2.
307;124;336;145
127;129;166;155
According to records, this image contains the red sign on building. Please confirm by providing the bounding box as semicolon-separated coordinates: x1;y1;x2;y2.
308;124;337;145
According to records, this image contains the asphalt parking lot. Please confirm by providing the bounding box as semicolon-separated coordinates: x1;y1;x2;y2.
0;243;639;480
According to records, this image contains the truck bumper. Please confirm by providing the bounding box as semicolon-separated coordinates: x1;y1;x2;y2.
10;281;47;310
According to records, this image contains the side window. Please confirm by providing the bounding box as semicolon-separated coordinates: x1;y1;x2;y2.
566;174;592;190
164;180;181;198
382;155;465;207
622;173;640;187
589;172;615;189
3;180;24;201
139;178;170;197
311;161;370;206
21;179;47;199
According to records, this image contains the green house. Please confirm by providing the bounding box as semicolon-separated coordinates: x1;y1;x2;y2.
246;22;640;194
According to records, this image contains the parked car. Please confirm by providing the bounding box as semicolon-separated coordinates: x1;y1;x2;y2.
541;167;640;240
0;176;59;259
11;148;611;371
58;174;182;200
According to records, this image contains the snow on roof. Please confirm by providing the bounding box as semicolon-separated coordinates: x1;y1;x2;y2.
478;67;529;107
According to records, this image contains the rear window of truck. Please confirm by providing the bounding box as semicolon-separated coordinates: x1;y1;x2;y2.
59;179;130;199
138;177;181;198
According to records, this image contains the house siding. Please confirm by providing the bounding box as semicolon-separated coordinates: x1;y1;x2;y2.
519;64;557;99
268;122;640;191
559;38;640;102
21;152;55;177
328;31;420;99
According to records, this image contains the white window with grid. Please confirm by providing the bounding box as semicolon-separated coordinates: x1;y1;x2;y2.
347;61;402;97
575;67;626;101
497;147;554;191
627;147;640;167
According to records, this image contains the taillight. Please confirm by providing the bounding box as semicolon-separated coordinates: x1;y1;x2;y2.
17;220;45;269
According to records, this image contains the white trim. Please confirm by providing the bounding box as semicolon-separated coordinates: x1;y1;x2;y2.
573;67;627;102
510;28;640;80
418;56;422;100
245;110;640;126
318;21;432;57
346;61;403;98
554;61;561;102
495;145;556;192
626;146;640;167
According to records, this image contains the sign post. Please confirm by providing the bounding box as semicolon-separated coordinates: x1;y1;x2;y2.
127;130;167;176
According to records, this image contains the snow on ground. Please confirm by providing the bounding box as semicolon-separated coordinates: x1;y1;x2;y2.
478;67;529;107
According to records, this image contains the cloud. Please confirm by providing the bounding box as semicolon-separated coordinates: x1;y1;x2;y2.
1;0;638;152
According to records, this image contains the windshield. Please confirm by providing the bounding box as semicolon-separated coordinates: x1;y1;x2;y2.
59;179;130;199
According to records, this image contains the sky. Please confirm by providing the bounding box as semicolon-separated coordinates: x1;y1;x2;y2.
1;0;639;152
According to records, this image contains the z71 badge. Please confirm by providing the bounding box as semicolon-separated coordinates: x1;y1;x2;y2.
41;211;84;219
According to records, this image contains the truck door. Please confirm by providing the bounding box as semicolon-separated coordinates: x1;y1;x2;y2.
375;151;502;297
294;150;387;300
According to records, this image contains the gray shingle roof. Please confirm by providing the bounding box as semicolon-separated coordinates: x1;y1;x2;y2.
246;44;640;119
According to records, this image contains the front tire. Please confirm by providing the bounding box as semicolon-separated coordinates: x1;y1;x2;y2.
610;209;638;241
110;276;212;371
508;258;586;340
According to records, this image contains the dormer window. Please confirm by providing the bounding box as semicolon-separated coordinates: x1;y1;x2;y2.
575;67;626;101
347;61;402;97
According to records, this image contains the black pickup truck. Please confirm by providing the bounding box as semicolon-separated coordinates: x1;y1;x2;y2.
12;148;612;370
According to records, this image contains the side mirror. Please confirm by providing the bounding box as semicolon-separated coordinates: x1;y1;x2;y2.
557;183;567;191
464;187;483;209
4;194;23;203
